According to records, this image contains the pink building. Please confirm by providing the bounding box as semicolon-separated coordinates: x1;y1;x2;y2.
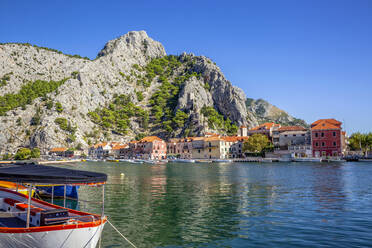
167;138;193;159
134;136;167;160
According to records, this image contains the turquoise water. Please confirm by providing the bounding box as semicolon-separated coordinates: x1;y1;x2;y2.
67;162;372;247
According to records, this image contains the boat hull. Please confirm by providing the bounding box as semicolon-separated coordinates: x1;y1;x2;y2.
0;188;106;248
0;223;105;248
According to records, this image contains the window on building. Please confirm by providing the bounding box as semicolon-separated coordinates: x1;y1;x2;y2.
198;150;200;153
333;142;336;146
315;142;319;147
322;142;325;147
321;133;324;137
302;134;305;136
293;134;296;137
284;135;288;137
209;142;211;147
333;132;336;137
315;133;318;137
209;149;211;152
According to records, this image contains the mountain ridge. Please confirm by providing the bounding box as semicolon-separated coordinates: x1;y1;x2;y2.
0;31;305;154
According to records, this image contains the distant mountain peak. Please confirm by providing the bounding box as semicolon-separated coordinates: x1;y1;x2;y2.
246;98;308;127
97;30;166;59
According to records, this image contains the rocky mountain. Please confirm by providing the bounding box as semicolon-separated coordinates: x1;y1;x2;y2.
0;31;305;154
246;98;307;127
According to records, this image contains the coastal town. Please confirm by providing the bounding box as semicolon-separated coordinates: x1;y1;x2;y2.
44;118;370;162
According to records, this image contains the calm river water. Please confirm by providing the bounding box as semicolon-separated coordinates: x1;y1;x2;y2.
64;161;372;247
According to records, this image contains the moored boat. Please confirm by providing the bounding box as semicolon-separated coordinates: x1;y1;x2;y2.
213;159;233;163
292;157;322;162
172;159;196;163
0;163;107;248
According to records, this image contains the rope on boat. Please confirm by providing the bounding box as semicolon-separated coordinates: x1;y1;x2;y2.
107;219;138;248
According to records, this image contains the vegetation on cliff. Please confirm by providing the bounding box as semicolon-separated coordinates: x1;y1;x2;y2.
201;106;238;135
0;78;68;116
88;94;149;135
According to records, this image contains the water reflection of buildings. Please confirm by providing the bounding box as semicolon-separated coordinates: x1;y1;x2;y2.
311;164;347;211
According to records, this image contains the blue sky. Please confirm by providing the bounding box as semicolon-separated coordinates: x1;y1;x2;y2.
1;0;371;133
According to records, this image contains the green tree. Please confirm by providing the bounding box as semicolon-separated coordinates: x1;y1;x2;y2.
349;132;372;155
30;148;40;158
2;153;11;160
243;134;270;153
0;78;67;116
14;148;32;160
173;110;188;128
135;133;146;141
136;91;144;102
55;102;63;113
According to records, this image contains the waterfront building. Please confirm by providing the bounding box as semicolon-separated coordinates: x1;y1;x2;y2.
167;138;181;157
112;144;128;158
127;136;167;160
247;122;281;141
311;119;345;157
271;126;311;157
49;147;67;157
167;138;193;159
191;137;207;159
222;136;249;158
88;142;124;158
272;126;307;148
191;136;227;159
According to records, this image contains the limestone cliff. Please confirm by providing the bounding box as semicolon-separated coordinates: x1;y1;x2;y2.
0;31;256;154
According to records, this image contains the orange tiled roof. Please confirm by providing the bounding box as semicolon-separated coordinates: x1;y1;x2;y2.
249;122;279;131
312;119;341;126
205;132;220;137
222;136;249;142
50;147;67;152
278;126;307;132
139;136;163;143
311;119;342;130
112;144;128;150
204;136;223;141
110;142;122;146
92;142;108;149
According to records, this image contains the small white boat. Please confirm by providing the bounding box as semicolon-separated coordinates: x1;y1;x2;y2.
292;157;322;162
130;159;144;164
173;159;195;163
0;163;107;248
323;159;347;163
278;157;292;162
85;159;98;162
261;158;273;163
213;159;233;163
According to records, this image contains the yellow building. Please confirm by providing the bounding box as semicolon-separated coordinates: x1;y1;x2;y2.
191;137;227;159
